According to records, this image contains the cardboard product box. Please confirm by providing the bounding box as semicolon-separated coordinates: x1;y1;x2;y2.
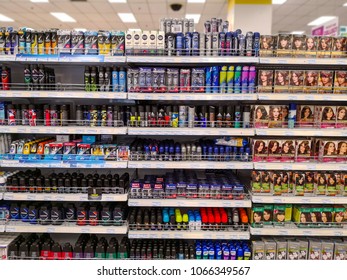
253;105;269;128
326;173;338;196
321;240;334;260
334;241;347;260
148;30;157;55
56;135;70;143
133;30;141;54
315;172;327;196
260;35;275;57
271;171;283;196
257;70;274;93
261;171;271;193
318;70;334;94
63;142;76;155
281;171;291;194
91;144;105;156
263;204;273;225
295;140;312;162
288;240;300;260
333;205;345;224
334;71;347;94
319;139;337;163
268;105;283;128
304;70;318;93
317;36;332;58
289;70;304;93
274;70;290;93
267;139;282;162
331;37;347;58
292;35;306;58
104;144;117;160
308;240;322;260
305;35;318;58
251;170;262;193
297;238;309;260
304;171;315;194
293;172;305;196
49;142;63;155
273;204;286;226
263;238;277;260
251;204;264;227
275;239;288;260
117;146;129;161
156;31;165;56
77;143;91;155
297;105;315;127
111;31;125;56
336;140;347;162
140;30;150;54
253;139;268;162
276;34;292;57
285;204;293;222
252;240;265;260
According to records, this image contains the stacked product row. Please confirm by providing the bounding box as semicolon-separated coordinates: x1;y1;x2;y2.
260;34;346;58
128;207;248;232
3;202;126;226
128;137;251;162
2;170;129;194
127;65;255;94
253;104;347;128
252;138;347;162
130;170;245;200
251;170;347;196
250;204;347;227
252;237;347;260
258;69;347;94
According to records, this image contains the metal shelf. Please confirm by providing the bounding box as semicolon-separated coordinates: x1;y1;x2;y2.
128;127;254;136
3;192;128;202
0;223;5;232
253;162;346;171
0;54;126;63
250;225;347;236
128;230;250;240
255;128;347;137
258;93;347;101
126;56;258;64
0;160;128;169
127;161;253;169
127;92;257;101
251;194;347;204
5;221;128;234
0;126;127;135
0;90;127;99
259;57;347;65
128;198;251;208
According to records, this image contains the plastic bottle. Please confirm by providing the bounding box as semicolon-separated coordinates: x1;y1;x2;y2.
112;66;119;92
84;66;91;91
118;67;126;92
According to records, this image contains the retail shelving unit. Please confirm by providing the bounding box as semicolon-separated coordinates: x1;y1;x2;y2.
1;52;347;250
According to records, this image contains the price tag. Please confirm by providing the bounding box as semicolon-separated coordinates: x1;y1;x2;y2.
106;228;115;234
322;198;332;204
216;234;226;239
288;95;297;101
226;163;235;169
278;230;289;235
334;231;343;236
0;55;15;61
204;234;212;239
277;59;288;64
128;201;139;207
81;227;90;233
6;227;15;232
129;233;138;238
27;194;35;200
307;59;317;64
47;227;55;233
261;58;270;64
4;194;14;200
56;195;65;201
80;195;88;201
161;234;170;239
304;95;314;101
303;230;313;235
335;59;345;65
140;233;149;238
174;233;183;239
152;201;161;207
257;129;267;136
16;56;27;62
234;201;245;207
252;228;261;235
43;196;51;201
144;95;152;100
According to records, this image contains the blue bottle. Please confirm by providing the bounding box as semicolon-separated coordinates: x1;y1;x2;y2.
112;66;119;92
118;67;126;92
205;67;212;93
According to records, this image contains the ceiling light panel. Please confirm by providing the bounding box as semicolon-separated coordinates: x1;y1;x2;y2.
308;16;336;26
0;14;14;22
118;13;137;23
50;12;76;23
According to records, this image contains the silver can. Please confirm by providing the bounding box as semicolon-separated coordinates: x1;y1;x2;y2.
160;18;166;32
179;105;187;127
188;106;195;128
183;18;189;34
212;32;219;56
188;19;194;32
199;33;205;56
205;32;211;56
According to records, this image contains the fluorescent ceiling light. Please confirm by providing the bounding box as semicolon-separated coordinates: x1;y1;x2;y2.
291;31;305;34
118;13;136;23
187;0;206;3
0;14;14;22
186;14;201;23
308;16;336;26
50;12;76;23
74;28;87;32
343;2;347;6
108;0;127;3
272;0;287;4
30;0;49;3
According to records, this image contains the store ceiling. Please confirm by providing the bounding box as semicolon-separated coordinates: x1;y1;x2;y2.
0;0;346;35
